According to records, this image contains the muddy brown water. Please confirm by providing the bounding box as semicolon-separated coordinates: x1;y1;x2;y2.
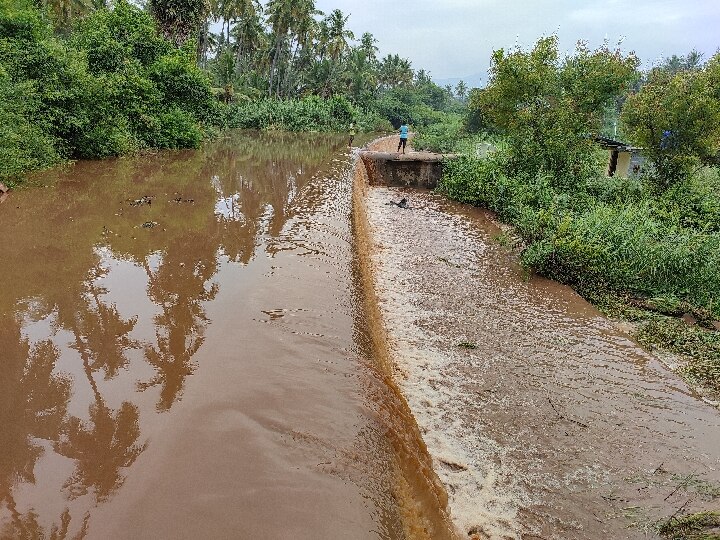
356;137;720;538
0;131;454;539
4;131;720;540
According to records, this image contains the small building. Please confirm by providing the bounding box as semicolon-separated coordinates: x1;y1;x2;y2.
595;136;644;178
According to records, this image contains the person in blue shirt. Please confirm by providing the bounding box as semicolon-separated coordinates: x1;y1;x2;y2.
397;122;409;153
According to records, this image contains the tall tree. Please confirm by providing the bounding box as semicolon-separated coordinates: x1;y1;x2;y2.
454;80;467;101
149;0;209;47
324;8;353;62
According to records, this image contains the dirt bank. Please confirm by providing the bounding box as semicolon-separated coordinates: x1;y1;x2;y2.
353;139;720;539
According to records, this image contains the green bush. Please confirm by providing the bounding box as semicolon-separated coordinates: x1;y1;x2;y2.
438;151;720;317
413;114;464;153
0;0;218;180
226;95;362;132
0;71;59;184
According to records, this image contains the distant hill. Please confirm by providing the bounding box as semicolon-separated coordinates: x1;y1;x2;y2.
434;73;485;90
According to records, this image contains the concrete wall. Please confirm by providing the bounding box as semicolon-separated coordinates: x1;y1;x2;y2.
360;151;445;189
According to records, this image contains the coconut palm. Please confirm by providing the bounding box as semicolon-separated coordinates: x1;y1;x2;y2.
378;54;414;89
324;9;353;62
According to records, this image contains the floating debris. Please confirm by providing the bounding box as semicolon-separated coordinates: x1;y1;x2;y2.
129;196;153;207
141;221;158;228
172;196;195;203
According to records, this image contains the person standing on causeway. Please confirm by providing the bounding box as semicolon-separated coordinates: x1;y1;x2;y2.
397;122;409;154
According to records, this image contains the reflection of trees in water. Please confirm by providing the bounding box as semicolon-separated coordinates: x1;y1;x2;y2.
0;131;345;532
0;506;89;540
73;274;140;380
138;240;219;411
203;130;345;262
55;400;145;502
51;280;146;503
0;320;77;539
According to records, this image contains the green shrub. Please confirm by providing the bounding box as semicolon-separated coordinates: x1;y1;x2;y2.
226;95;365;132
154;108;203;149
149;50;213;119
0;71;59;184
439;151;720;317
414;114;464;153
0;0;219;181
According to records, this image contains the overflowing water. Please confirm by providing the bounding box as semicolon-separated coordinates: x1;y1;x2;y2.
3;131;719;540
0;132;453;539
356;139;720;538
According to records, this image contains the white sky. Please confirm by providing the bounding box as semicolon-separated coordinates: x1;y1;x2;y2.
313;0;720;84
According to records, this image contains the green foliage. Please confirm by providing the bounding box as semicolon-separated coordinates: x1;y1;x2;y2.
469;36;638;185
0;0;216;182
149;49;214;119
438;151;720;318
0;70;60;184
621;56;720;187
0;0;49;41
636;318;720;393
226;94;361;132
658;511;720;540
434;37;720;393
149;0;208;47
413;114;465;153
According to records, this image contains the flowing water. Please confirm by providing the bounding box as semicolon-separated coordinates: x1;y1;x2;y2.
3;131;720;540
355;138;720;539
0;132;454;540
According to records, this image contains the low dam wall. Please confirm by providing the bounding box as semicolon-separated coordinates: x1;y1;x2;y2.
360;150;448;189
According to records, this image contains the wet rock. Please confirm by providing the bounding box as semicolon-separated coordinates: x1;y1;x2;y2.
387;197;409;208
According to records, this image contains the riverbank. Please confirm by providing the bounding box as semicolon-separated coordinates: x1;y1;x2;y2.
353;139;720;538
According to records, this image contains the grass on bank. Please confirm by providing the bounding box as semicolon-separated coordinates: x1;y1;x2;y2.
421;121;720;398
659;511;720;540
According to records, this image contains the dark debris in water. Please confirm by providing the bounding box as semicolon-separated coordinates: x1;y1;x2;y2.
141;221;158;229
129;195;153;207
386;197;409;209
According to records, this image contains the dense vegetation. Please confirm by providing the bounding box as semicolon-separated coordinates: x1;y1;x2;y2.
425;37;720;396
0;0;462;186
0;0;219;185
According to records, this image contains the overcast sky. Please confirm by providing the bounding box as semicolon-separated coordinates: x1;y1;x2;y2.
313;0;720;85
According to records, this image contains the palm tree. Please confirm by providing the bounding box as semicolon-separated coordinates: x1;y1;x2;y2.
150;0;209;47
345;46;376;106
455;80;468;101
265;0;292;95
230;0;263;71
324;9;353;62
359;32;378;63
379;54;413;89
